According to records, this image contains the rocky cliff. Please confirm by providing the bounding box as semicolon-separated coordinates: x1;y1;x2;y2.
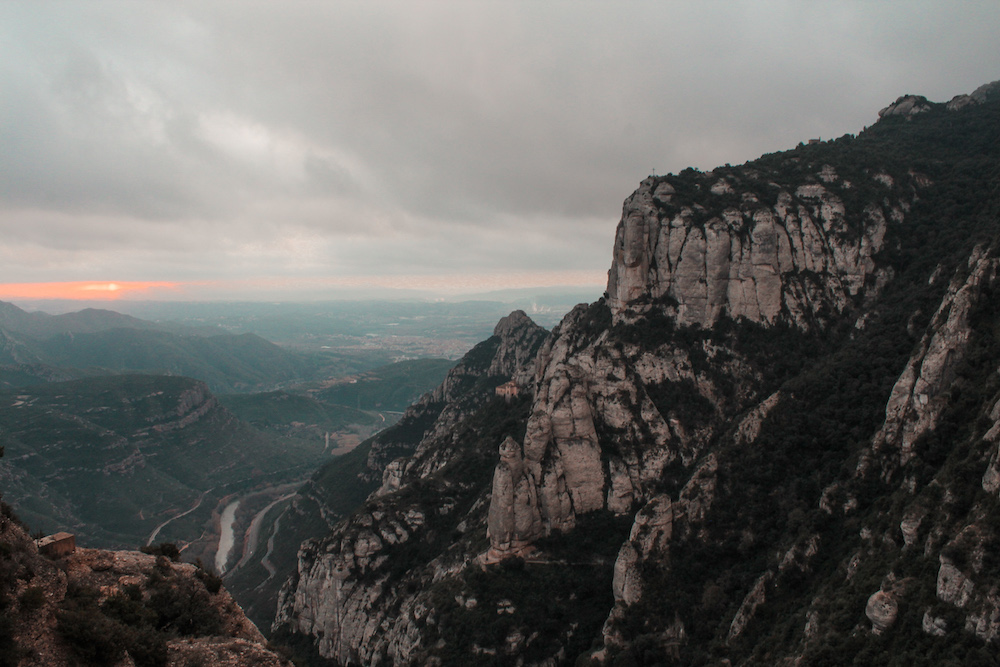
604;170;892;328
0;506;290;666
267;310;548;660
274;82;1000;665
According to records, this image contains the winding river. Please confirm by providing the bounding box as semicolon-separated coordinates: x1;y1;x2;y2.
215;499;240;574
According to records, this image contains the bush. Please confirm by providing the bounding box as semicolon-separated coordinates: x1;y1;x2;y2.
56;567;224;667
18;586;45;613
141;543;181;562
196;568;223;595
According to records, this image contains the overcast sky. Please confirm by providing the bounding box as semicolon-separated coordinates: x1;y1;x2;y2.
1;1;998;301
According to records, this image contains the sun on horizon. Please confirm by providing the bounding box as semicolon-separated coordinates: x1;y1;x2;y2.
0;281;181;301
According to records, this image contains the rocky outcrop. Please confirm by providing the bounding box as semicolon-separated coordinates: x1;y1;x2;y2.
364;310;547;485
489;310;549;387
274;501;433;664
275;311;550;664
422;310;547;408
601;455;718;650
937;556;975;608
151;382;219;433
484;300;719;560
605;171;897;328
946;79;1000;111
273;83;1000;665
728;573;774;642
486;162;908;562
868;247;999;472
879;94;933;119
0;511;287;667
866;590;899;634
485;436;542;561
611;496;674;608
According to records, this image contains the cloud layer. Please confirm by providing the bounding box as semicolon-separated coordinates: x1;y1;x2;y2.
1;1;998;298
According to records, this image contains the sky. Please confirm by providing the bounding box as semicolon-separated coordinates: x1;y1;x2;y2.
1;2;998;302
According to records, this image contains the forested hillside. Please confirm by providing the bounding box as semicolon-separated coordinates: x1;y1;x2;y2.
271;83;1000;665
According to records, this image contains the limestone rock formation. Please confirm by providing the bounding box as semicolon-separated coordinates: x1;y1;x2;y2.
869;247;999;472
0;510;287;667
274;310;549;664
937;554;976;609
865;590;899;634
272;83;1000;665
728;573;774;642
879;94;933;118
364;309;548;486
605;170;896;328
485;436;542;561
947;79;1000;110
922;611;948;637
275;500;432;664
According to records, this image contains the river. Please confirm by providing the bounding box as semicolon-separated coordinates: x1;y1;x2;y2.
215;499;240;574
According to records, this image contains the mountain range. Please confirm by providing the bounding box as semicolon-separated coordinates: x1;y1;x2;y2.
0;300;330;394
262;81;1000;665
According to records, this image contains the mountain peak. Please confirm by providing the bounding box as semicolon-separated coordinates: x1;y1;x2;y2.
878;94;933;119
493;309;537;337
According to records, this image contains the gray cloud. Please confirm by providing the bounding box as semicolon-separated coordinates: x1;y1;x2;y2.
1;1;998;294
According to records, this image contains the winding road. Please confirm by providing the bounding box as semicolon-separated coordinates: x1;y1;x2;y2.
146;488;213;546
225;481;302;577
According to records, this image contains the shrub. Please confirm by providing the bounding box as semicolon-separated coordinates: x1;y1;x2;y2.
196;568;223;595
141;543;181;562
18;586;45;613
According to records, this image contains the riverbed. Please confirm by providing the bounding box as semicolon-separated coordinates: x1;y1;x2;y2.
215;499;240;574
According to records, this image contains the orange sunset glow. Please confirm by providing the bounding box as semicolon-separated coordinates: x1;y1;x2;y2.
0;271;605;303
0;281;181;301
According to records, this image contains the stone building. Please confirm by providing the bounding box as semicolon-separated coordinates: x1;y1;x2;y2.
495;380;519;400
36;532;76;558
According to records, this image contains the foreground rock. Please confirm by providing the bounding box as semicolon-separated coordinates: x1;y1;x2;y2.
0;509;289;667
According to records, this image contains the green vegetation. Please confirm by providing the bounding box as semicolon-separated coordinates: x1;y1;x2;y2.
57;562;225;667
312;358;455;411
141;542;181;561
34;329;322;394
0;516;31;667
218;389;379;436
0;375;332;548
601;97;1000;664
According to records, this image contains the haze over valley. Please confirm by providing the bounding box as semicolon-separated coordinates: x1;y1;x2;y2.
2;2;1000;666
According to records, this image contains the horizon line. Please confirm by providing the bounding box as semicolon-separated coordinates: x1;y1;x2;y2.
0;271;608;301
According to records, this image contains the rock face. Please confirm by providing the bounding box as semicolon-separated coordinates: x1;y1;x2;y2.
866;590;899;634
485;158;917;562
273;84;1000;665
605;173;893;328
362;310;547;484
0;511;287;667
274;310;549;664
275;499;433;664
879;94;933;118
486;435;542;560
868;247;999;472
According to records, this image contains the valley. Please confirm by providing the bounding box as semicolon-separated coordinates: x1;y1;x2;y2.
1;83;999;666
0;301;461;566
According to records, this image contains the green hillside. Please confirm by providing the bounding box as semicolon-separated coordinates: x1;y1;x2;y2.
0;374;335;552
310;358;455;411
30;329;321;394
218;390;380;439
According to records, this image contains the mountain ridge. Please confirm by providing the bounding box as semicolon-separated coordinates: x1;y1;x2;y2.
265;81;1000;665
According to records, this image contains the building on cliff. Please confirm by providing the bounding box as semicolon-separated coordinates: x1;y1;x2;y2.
35;532;76;558
495;380;519;400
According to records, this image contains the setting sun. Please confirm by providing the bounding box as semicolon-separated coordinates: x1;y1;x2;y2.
0;281;179;301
